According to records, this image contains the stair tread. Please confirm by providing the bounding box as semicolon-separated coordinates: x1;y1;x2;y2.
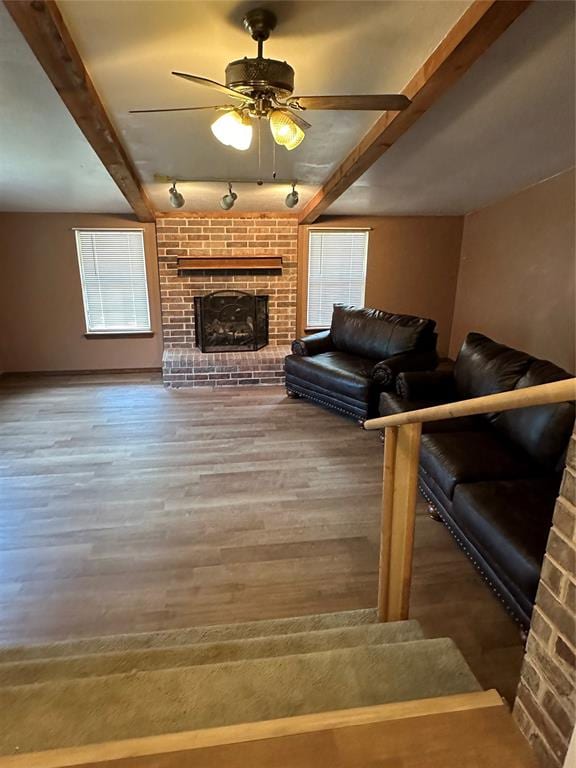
0;608;380;663
0;638;480;757
0;621;424;687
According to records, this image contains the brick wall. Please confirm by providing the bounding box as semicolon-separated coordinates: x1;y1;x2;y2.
156;214;299;349
514;432;576;767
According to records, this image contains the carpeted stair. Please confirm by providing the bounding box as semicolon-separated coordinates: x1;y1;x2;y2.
0;608;481;758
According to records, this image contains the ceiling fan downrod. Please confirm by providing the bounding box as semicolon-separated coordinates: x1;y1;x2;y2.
242;8;277;58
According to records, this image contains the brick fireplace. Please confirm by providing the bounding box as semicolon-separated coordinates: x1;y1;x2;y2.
514;432;576;767
156;213;298;387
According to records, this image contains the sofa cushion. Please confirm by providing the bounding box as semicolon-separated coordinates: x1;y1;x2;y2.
330;305;435;361
453;333;532;403
379;393;487;434
420;431;540;499
284;351;375;400
492;359;575;470
452;478;559;603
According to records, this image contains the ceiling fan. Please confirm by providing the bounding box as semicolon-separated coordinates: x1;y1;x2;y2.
130;7;411;151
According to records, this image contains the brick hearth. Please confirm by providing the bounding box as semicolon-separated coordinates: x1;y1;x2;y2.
156;214;298;388
162;345;291;388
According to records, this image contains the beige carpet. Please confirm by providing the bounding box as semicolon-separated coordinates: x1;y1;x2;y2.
0;638;480;756
0;621;423;687
0;607;380;662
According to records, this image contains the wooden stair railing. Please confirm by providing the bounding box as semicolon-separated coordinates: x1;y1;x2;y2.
363;378;576;622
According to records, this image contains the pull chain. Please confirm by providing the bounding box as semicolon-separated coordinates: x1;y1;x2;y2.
257;117;262;184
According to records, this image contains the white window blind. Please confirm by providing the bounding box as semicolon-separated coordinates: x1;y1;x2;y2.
75;229;151;333
307;229;369;328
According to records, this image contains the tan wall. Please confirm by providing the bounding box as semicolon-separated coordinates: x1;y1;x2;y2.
450;169;576;372
0;213;163;372
299;216;464;356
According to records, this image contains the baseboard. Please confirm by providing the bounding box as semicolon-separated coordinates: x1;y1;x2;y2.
1;368;162;377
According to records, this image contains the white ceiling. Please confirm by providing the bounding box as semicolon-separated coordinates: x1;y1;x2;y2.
57;0;470;212
329;0;576;216
0;4;130;214
1;1;574;216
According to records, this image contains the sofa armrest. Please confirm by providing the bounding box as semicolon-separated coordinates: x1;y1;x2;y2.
291;330;335;356
396;370;457;402
372;349;439;389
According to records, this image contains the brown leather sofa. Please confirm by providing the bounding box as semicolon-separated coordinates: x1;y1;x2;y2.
284;304;438;422
379;332;575;629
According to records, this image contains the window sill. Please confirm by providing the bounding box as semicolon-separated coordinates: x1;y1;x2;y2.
84;332;154;339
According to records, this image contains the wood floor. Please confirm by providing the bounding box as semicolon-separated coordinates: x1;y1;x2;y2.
0;373;524;702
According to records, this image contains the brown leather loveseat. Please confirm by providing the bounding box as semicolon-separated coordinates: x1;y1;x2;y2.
285;304;438;422
379;332;575;628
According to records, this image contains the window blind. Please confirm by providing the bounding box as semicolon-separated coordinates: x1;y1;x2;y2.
75;229;151;333
307;230;368;328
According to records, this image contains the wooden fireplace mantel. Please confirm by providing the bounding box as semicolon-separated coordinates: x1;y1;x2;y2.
178;256;282;271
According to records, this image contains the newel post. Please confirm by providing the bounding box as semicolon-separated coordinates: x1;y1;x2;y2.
377;422;422;622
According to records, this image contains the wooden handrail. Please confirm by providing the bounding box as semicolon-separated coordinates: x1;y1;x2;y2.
365;379;576;431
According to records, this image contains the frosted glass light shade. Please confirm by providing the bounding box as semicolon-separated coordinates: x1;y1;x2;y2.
269;110;305;150
211;110;253;151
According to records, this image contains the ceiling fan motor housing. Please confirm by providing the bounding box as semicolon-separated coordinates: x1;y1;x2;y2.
225;57;295;97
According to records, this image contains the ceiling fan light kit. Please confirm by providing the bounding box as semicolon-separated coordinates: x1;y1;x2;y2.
132;7;411;156
211;109;253;151
269;109;305;150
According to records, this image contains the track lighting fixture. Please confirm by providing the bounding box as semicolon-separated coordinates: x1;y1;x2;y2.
161;177;299;210
285;183;299;208
220;182;238;210
168;182;185;208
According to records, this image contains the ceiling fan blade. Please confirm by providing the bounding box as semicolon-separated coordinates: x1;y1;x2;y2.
292;95;411;111
172;72;246;101
129;105;233;114
283;109;311;131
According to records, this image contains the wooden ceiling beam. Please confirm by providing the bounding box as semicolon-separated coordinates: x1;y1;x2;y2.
4;0;155;222
299;0;532;224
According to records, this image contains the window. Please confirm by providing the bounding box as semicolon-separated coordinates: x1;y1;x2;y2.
75;229;151;334
306;229;369;328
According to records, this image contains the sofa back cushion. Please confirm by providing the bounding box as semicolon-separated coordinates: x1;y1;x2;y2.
454;333;532;401
330;305;436;361
492;359;575;470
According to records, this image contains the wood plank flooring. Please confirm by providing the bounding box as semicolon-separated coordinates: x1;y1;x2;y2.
0;373;524;701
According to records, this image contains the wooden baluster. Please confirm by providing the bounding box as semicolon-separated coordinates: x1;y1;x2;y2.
377;426;397;621
378;422;422;622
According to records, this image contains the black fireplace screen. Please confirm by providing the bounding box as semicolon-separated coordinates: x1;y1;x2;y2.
194;291;269;353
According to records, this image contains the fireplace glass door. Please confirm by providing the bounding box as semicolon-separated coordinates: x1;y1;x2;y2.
194;291;269;352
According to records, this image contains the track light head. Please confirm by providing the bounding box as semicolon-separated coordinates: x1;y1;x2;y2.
168;182;185;208
285;183;299;208
220;182;238;210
